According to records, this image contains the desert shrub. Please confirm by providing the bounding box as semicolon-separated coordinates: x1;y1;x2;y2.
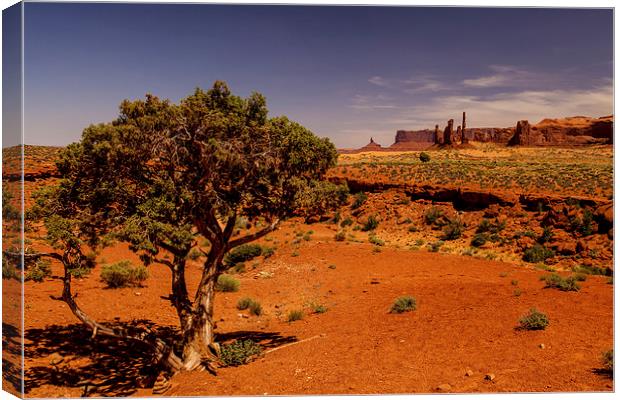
523;244;554;263
262;246;276;259
419;152;431;163
408;225;418;233
539;226;554;244
541;273;580;291
513;288;522;297
332;211;341;224
334;231;346;242
224;244;262;266
2;259;19;280
230;263;246;274
573;273;587;282
291;250;300;257
428;240;444;252
442;218;464;240
287;309;304;322
340;217;353;227
477;218;506;234
361;215;379;231
602;349;614;372
471;233;488;247
570;210;594;236
215;274;240;292
518;308;549;330
424;207;444;226
187;248;203;261
220;340;262;367
572;264;613;277
351;192;368;209
311;303;328;314
100;260;148;288
368;234;385;246
25;259;52;282
390;296;417;313
511;279;519;286
237;297;254;310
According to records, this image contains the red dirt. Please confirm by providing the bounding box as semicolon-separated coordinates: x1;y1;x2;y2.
19;224;613;397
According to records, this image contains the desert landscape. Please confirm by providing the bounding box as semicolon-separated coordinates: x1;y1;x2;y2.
2;113;614;396
1;3;614;399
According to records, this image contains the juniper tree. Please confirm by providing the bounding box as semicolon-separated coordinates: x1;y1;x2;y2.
28;81;346;374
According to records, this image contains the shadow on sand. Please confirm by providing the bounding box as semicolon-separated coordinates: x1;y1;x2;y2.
24;321;297;397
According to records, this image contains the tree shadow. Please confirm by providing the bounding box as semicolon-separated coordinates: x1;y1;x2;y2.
215;330;297;350
24;323;298;397
592;367;613;380
3;322;23;394
24;320;179;397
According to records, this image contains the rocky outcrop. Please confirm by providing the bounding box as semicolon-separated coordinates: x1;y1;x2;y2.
443;119;455;145
508;120;531;146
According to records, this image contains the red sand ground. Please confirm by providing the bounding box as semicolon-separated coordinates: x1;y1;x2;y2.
17;222;613;397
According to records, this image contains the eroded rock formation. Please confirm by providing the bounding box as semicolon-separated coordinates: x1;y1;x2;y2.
508;120;531;146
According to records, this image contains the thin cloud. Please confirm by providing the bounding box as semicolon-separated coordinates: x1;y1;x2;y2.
402;76;450;93
348;93;398;110
386;84;613;129
368;76;389;87
462;65;534;88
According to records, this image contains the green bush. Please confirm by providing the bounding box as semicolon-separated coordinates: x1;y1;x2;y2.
220;340;262;366
523;244;554;263
408;225;418;233
362;215;379;231
2;259;19;280
428;240;444;252
351;192;368;210
539;226;554;244
311;303;328;314
572;264;613;276
541;273;580;291
334;231;346;242
442;218;464;240
471;233;488;247
602;349;614;372
216;274;240;292
100;260;148;288
262;246;276;259
518;308;549;330
225;244;263;266
188;248;202;261
25;259;52;282
237;297;263;316
340;217;353;227
368;234;385;246
419;152;431;163
390;296;417;313
287;309;304;322
476;218;506;234
424;207;444;226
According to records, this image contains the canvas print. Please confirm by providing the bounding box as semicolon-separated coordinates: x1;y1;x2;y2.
1;2;614;397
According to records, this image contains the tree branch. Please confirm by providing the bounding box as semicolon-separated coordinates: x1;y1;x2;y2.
227;219;280;249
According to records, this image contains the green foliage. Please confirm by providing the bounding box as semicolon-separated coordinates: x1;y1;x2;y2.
541;273;580;291
100;260;148;288
390;296;417;313
2;258;19;280
351;192;368;210
340;217;353;227
187;248;202;261
368;233;385;246
572;264;613;276
539;226;554;244
428;240;444;252
2;188;19;221
477;218;506;234
419;152;431;163
602;349;614;372
518;308;549;330
424;207;444;226
471;233;488;247
225;244;262;266
362;215;379;231
311;303;328;314
523;244;555;263
570;210;594;236
287;309;304;322
262;246;276;258
215;274;240;292
442;218;464;240
408;225;418;233
334;231;346;242
220;340;263;366
237;297;262;316
295;180;349;221
25;259;52;282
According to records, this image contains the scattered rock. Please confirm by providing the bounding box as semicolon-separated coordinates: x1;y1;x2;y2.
539;343;545;349
134;292;141;296
436;383;452;392
485;373;495;381
465;369;474;377
237;313;249;319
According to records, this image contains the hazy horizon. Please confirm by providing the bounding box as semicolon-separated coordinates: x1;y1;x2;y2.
9;4;615;147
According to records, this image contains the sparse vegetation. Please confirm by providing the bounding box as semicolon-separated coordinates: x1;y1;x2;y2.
541;273;580;291
100;260;148;288
220;340;262;367
287;309;304;322
523;244;555;263
518;308;549;330
442;217;464;240
216;274;240;292
390;296;417;313
362;215;379;231
602;349;614;372
225;244;263;266
419;152;431;163
351;192;368;209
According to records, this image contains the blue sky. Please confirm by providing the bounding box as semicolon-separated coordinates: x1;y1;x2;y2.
20;4;613;148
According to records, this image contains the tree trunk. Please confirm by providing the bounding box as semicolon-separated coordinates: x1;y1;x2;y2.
181;249;223;372
170;256;193;331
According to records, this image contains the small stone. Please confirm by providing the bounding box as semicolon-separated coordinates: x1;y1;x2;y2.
436;384;451;392
539;343;545;349
134;292;141;296
465;369;474;377
237;313;248;319
485;373;495;381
